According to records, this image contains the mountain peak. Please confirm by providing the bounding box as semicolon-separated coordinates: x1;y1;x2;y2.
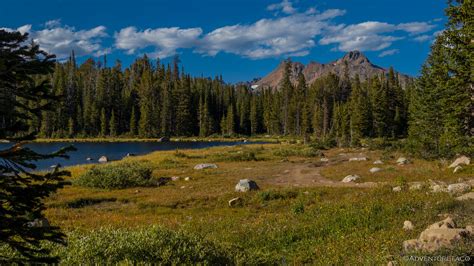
341;51;369;64
254;52;411;89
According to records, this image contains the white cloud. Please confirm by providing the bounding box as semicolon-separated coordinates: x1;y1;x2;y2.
196;9;346;59
378;49;399;57
115;26;203;58
319;21;435;52
31;24;108;58
413;34;431;42
267;0;296;15
44;19;61;28
0;24;31;34
1;21;109;59
396;22;436;35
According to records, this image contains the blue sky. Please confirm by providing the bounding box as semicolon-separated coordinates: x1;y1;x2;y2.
1;0;446;83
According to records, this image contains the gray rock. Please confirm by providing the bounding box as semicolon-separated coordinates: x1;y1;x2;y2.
320;158;329;162
349;157;368;162
171;176;180;181
228;197;243;207
158;136;170;142
373;160;383;165
403;220;414;230
98;156;108;163
194;163;218;170
448;156;470;168
235;179;259;192
455;192;474;201
397;157;409;165
27;218;50;228
184;177;191;181
403;217;471;253
392;186;402;192
430;184;448;193
342;174;360;183
447;183;472;195
86;157;93;161
427;217;456;230
369;167;382;173
409;182;424;191
453;165;463;173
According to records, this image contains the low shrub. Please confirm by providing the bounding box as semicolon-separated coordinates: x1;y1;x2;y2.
273;146;322;158
0;227;251;264
76;161;154;189
214;149;261;162
65;197;118;208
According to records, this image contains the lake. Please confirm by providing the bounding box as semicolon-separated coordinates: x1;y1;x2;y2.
0;140;259;171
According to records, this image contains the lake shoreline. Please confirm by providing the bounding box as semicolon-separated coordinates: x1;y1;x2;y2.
32;136;281;143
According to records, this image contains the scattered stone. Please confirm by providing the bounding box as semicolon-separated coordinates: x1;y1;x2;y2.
235;179;259;192
453;165;463;174
403;220;414;230
448;156;470;168
303;191;310;195
320;158;329;162
180;186;186;189
98;156;108;163
228;197;243;207
134;190;140;193
283;170;290;174
455;192;474;201
373;160;383;165
369;167;382;173
430;183;448;193
86;157;93;161
158;136;170;142
466;225;474;234
393;186;402;192
27;218;50;228
349;157;368;162
171;176;180;181
447;183;472;195
397;157;409;165
403;217;471;253
427;217;455;230
342;174;360;183
184;177;191;181
194;163;218;170
409;182;424;191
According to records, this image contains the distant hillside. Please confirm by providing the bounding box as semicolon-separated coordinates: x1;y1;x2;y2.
253;51;412;89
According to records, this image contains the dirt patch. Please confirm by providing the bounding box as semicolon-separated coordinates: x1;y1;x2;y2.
266;160;378;188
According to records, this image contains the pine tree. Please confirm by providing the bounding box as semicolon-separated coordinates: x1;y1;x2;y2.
129;106;137;136
349;75;369;145
0;29;74;263
109;110;117;137
280;60;293;135
100;108;107;137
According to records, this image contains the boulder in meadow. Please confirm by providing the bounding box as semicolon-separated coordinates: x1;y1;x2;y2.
448;156;470;168
194;163;218;170
235;179;259;192
342;175;360;183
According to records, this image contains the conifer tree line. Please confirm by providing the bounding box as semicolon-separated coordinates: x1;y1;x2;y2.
20;0;471;158
29;53;410;145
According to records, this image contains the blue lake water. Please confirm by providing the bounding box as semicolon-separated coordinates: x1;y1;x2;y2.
0;140;259;171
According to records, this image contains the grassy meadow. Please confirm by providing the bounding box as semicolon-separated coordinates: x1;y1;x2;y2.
4;143;474;264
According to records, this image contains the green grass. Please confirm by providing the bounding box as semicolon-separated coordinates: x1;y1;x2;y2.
4;143;471;264
75;161;155;189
